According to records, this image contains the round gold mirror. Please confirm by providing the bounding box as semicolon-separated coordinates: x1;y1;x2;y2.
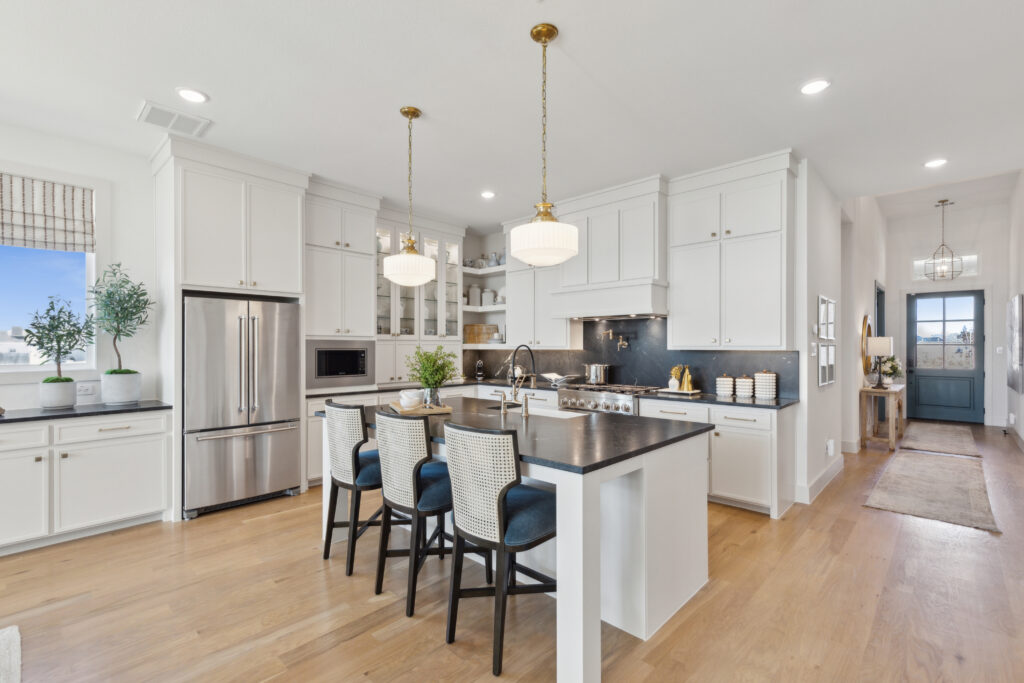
860;315;873;375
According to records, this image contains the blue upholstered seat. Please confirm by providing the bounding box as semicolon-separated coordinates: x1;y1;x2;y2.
503;484;557;548
354;450;381;487
416;460;453;512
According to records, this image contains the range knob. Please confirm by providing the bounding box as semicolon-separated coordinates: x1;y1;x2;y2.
600;402;610;411
587;401;597;409
560;397;570;407
622;404;632;413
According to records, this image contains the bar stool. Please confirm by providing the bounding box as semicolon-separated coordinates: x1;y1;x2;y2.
443;423;557;676
322;401;408;574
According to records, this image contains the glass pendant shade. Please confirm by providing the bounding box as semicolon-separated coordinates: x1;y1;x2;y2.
383;236;435;287
510;205;579;267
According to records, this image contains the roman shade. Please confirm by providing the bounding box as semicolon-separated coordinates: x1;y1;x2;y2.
0;172;95;253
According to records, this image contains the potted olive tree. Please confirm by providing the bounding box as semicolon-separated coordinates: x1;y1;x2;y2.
24;297;95;409
406;345;460;407
89;263;155;404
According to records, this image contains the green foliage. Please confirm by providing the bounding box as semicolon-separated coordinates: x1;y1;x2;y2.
879;355;904;378
105;368;140;375
42;376;74;383
23;297;95;379
405;346;459;389
89;263;155;371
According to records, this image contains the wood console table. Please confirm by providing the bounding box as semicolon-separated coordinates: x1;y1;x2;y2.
859;384;905;451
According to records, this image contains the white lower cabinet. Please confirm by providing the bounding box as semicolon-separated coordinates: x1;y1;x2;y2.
709;427;771;507
0;448;49;546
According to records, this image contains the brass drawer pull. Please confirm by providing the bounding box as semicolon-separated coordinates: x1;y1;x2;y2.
60;452;69;459
713;431;720;436
98;425;132;432
34;455;43;462
659;410;689;416
723;415;757;423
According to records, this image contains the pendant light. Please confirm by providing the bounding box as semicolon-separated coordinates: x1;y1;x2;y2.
509;23;579;267
923;199;962;281
382;106;436;287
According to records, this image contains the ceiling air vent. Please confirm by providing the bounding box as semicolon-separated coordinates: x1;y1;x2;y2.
136;100;211;138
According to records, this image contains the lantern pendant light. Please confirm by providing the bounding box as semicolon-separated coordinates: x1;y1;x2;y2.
382;106;436;287
509;23;579;267
923;199;962;281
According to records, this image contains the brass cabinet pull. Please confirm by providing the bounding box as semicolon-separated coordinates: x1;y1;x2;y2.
724;338;732;343
344;329;350;334
723;415;757;423
60;452;69;459
34;455;43;462
725;229;732;235
335;241;341;246
98;425;132;432
711;338;718;344
713;431;720;437
659;410;689;416
389;377;394;381
344;242;350;248
336;328;341;333
251;281;256;286
238;280;244;286
711;232;717;237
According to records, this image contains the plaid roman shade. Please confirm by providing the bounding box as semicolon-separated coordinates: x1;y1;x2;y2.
0;172;95;253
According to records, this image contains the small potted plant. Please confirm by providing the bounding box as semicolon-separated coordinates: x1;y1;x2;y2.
879;355;904;386
406;345;460;407
23;297;95;409
89;263;155;404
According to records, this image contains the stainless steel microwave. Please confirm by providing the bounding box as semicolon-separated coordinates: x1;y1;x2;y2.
305;339;375;389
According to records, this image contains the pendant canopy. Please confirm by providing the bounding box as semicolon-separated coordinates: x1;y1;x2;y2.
509;23;579;267
383;106;436;287
923;199;962;281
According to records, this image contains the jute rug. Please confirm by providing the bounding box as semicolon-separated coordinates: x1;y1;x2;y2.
901;421;981;457
0;625;20;683
865;450;999;532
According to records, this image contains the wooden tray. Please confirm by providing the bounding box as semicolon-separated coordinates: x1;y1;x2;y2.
657;388;701;395
388;401;454;415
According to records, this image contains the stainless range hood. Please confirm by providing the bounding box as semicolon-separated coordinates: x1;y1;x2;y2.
570;314;667;322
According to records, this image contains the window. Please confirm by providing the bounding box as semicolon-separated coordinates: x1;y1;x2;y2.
0;171;96;371
915;295;977;370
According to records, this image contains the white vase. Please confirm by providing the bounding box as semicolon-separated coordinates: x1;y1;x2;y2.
40;380;76;409
102;373;142;404
667;377;680;391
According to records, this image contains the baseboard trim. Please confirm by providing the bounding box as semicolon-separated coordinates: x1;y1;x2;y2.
1011;427;1024;454
795;455;844;505
842;440;860;454
0;512;165;558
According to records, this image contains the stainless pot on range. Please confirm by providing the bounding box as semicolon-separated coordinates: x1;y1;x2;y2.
582;363;611;385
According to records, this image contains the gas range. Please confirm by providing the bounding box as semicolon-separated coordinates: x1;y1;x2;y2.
557;384;660;414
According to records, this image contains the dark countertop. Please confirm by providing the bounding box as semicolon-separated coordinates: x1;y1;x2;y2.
317;396;714;475
639;392;799;410
0;400;172;424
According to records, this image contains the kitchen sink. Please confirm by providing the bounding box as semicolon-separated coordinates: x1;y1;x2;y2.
486;405;585;419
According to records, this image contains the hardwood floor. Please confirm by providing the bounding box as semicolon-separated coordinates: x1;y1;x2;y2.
2;424;1022;681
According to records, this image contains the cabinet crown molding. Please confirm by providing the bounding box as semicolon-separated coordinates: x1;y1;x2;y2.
668;149;798;195
501;175;667;231
377;204;467;237
150;135;310;189
307;176;381;211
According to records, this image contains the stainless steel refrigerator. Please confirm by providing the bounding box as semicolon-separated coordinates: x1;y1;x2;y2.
183;295;301;518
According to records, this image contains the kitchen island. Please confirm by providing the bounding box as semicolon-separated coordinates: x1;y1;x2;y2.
321;397;713;682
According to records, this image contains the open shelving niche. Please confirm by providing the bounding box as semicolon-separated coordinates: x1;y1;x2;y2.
462;232;512;349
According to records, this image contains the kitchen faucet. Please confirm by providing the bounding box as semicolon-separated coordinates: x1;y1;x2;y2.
510;344;537;401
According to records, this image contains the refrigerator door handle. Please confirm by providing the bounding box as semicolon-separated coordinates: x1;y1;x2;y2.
194;424;298;442
238;316;246;412
251;315;260;412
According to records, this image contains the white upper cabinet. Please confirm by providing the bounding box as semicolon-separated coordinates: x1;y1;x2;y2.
668;241;721;348
587;209;620;284
533;266;569;348
668;189;720;246
720;175;783;240
304;246;375;337
721;232;782;347
248;181;304;293
505;268;535;347
619;202;658;281
341;252;375;337
506;266;574;349
306;196;376;254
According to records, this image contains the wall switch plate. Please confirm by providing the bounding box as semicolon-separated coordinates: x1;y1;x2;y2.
76;383;96;396
825;439;835;458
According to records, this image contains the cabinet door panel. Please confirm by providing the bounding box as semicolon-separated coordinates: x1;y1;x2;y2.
181;167;246;288
307;417;323;481
342;208;377;254
669;190;720;246
710;428;771;506
55;435;167;533
249;182;304;293
721;232;782;347
394;342;421;384
533;266;567;348
721;175;783;239
587;210;620;284
667;242;720;348
619;202;657;280
559;211;588;287
341;252;375;336
505;269;535;346
306;198;343;248
304;246;343;335
0;449;49;546
376;342;397;384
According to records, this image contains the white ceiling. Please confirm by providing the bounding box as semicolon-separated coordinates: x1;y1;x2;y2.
876;172;1020;220
2;1;1023;230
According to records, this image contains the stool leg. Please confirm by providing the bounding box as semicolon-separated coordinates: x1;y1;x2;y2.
322;480;339;560
375;505;392;595
485;549;493;585
345;489;361;576
493;548;509;676
437;512;446;560
446;534;466;644
508;553;516;589
406;513;421;617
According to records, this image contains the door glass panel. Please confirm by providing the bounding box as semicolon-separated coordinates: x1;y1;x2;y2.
445;241;460;337
916;297;943;321
944;321;974;344
944;345;975;369
375;228;392;336
917;345;944;368
422;237;439;336
945;296;974;320
915;321;943;343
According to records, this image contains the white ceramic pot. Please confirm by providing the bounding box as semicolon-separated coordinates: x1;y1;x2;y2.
399;389;422;409
882;376;893;386
102;372;142;405
40;380;76;410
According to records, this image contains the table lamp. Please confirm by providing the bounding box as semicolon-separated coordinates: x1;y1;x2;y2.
867;336;894;388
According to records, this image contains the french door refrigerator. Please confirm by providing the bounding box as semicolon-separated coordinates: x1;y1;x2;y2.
183;295;301;518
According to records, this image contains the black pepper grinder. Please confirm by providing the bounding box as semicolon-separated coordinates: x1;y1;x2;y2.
475;359;485;381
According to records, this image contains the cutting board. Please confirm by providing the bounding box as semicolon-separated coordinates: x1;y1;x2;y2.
388;402;454;415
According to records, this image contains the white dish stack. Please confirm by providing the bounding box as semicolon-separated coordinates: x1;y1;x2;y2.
735;375;754;398
754;370;777;400
715;374;734;397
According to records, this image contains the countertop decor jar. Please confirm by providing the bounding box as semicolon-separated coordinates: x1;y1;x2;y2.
467;283;482;307
735;375;754;398
715;373;734;397
754;370;777;399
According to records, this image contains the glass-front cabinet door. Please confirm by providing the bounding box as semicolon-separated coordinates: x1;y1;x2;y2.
421;235;441;339
419;233;462;342
444;239;461;338
376;224;419;340
375;227;393;337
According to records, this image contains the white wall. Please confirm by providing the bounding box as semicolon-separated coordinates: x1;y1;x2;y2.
1006;172;1024;439
839;196;888;452
885;200;1010;427
0;122;159;410
794;160;844;503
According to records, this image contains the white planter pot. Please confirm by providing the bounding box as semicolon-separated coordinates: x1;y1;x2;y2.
102;372;142;405
40;380;76;410
882;376;894;386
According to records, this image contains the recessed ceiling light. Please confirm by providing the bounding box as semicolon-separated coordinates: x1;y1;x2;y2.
924;158;948;169
800;79;831;95
480;190;496;199
176;87;209;104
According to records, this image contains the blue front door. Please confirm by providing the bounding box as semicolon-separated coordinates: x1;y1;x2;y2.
906;291;984;423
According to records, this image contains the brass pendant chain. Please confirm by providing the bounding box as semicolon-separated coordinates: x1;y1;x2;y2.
541;39;548;204
407;113;414;240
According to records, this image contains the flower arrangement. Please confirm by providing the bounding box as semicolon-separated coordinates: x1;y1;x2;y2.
879;355;904;379
406;346;459;389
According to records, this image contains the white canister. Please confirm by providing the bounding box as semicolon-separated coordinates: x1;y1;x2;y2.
754;370;778;399
735;375;754;398
467;283;482;307
715;374;734;397
481;289;496;306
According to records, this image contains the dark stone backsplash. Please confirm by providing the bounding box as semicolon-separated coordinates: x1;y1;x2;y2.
462;318;799;398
